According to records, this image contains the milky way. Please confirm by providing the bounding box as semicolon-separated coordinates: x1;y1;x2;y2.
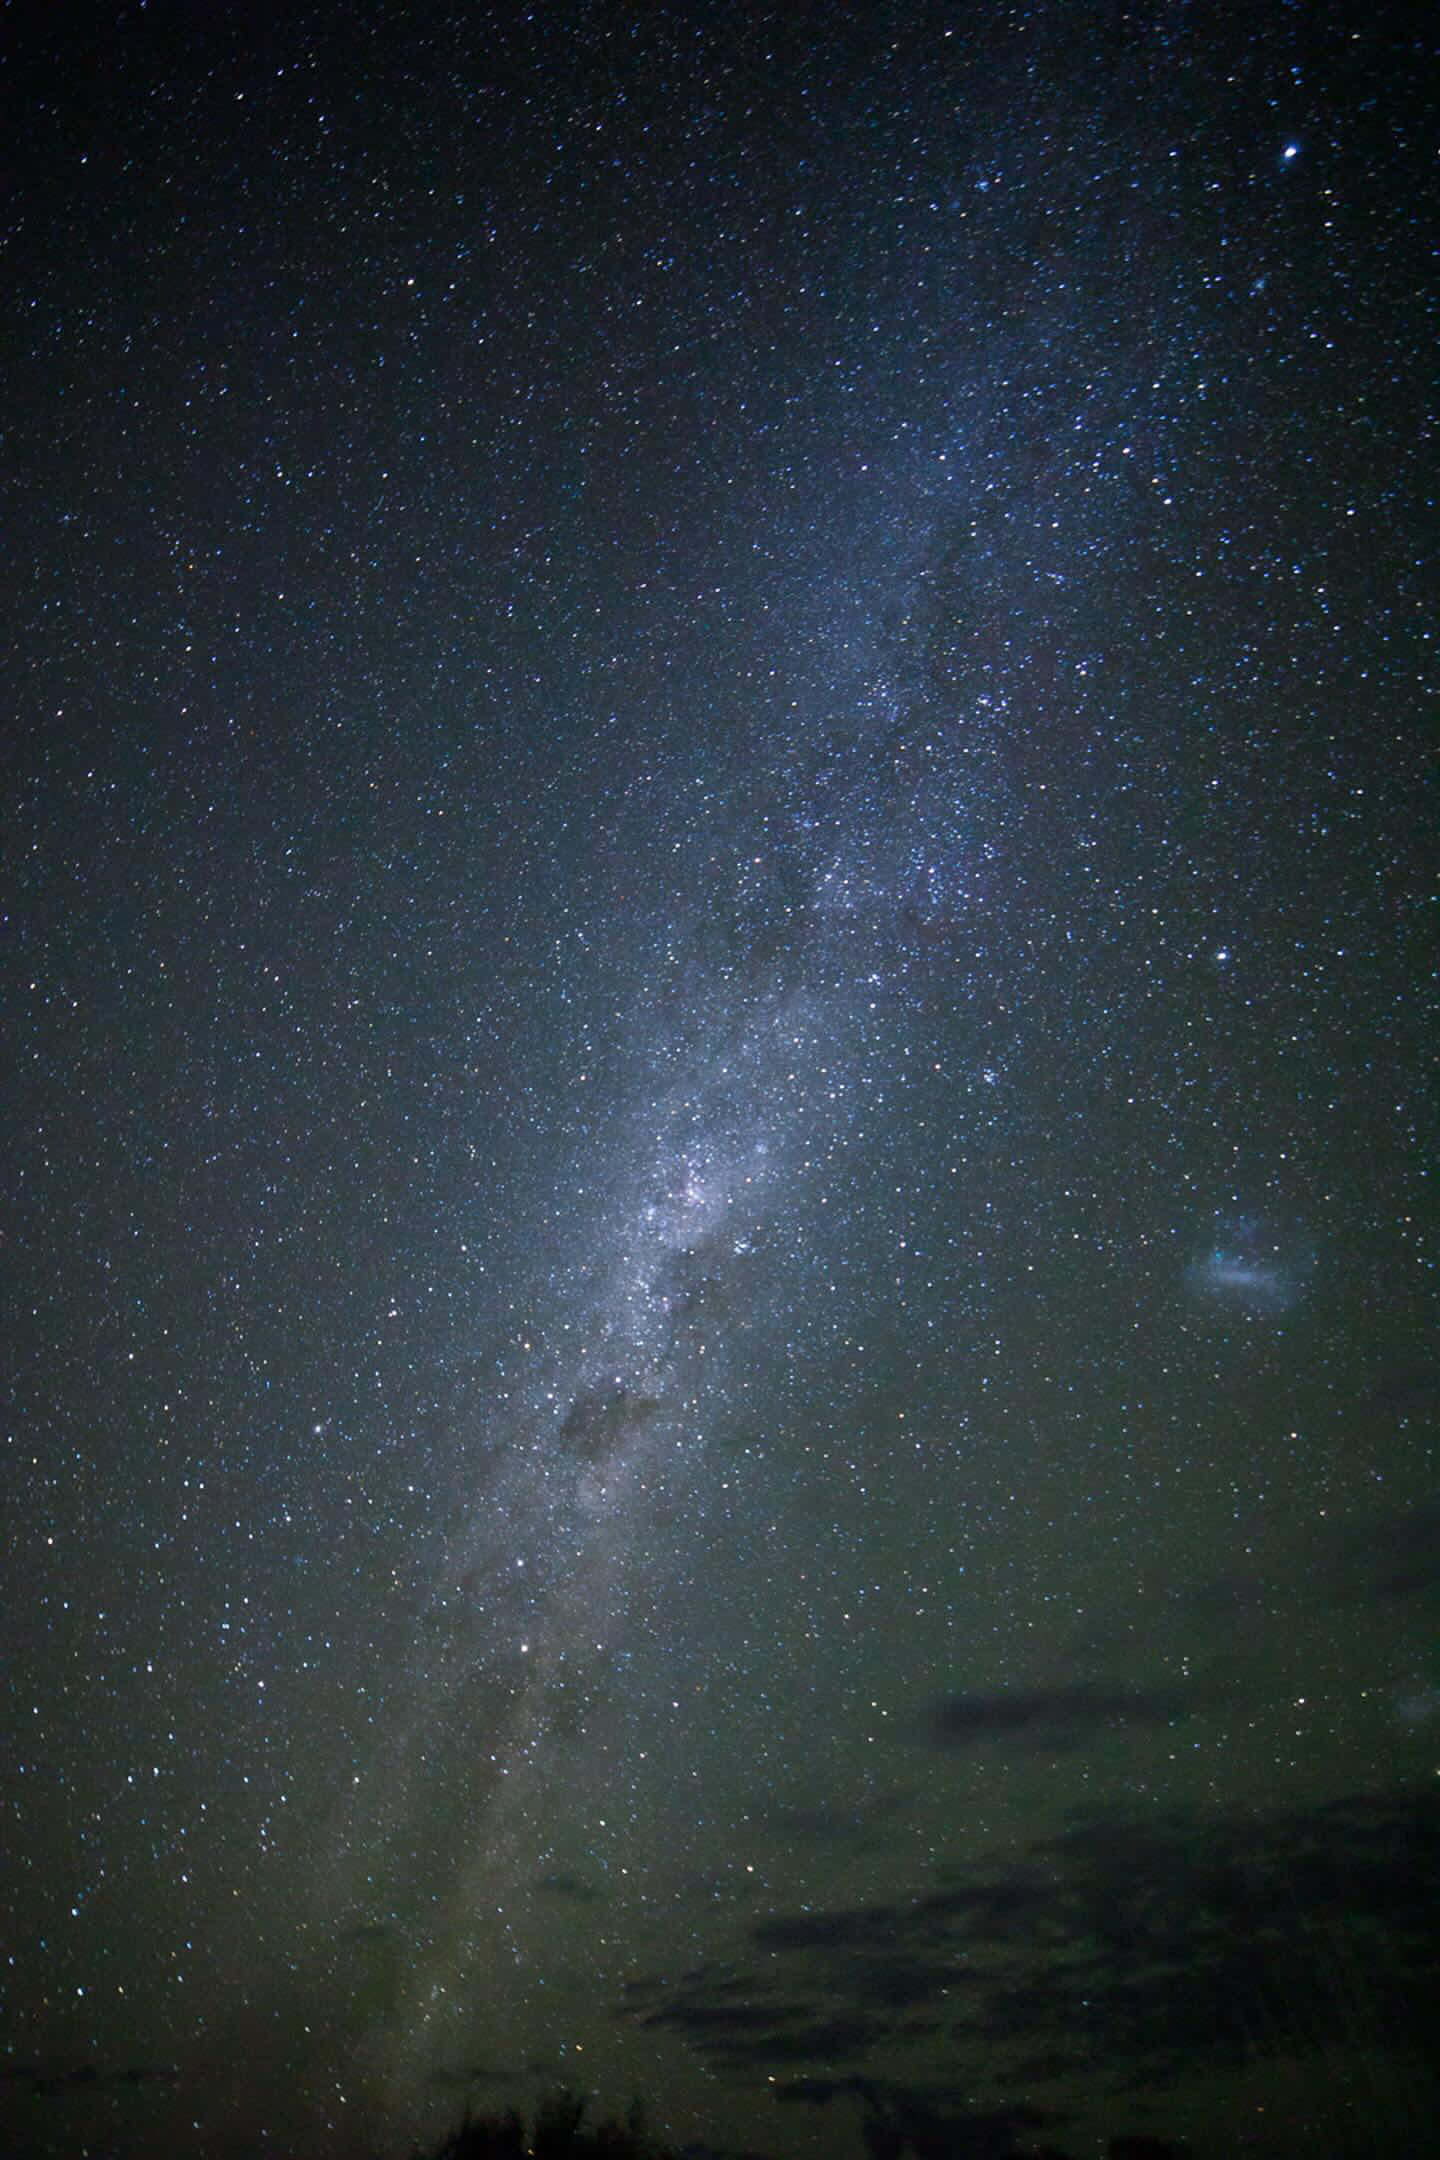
314;591;1005;2120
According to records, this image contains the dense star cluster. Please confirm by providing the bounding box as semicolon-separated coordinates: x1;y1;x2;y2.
2;5;1435;2159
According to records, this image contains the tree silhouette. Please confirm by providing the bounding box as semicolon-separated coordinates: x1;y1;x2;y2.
418;2090;673;2160
412;2082;1210;2160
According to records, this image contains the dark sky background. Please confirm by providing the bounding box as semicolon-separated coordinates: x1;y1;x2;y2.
2;3;1435;2157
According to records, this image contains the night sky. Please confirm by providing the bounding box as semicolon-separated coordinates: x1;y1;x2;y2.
3;4;1436;2157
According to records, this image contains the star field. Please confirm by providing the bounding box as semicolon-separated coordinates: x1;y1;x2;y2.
2;5;1435;2158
